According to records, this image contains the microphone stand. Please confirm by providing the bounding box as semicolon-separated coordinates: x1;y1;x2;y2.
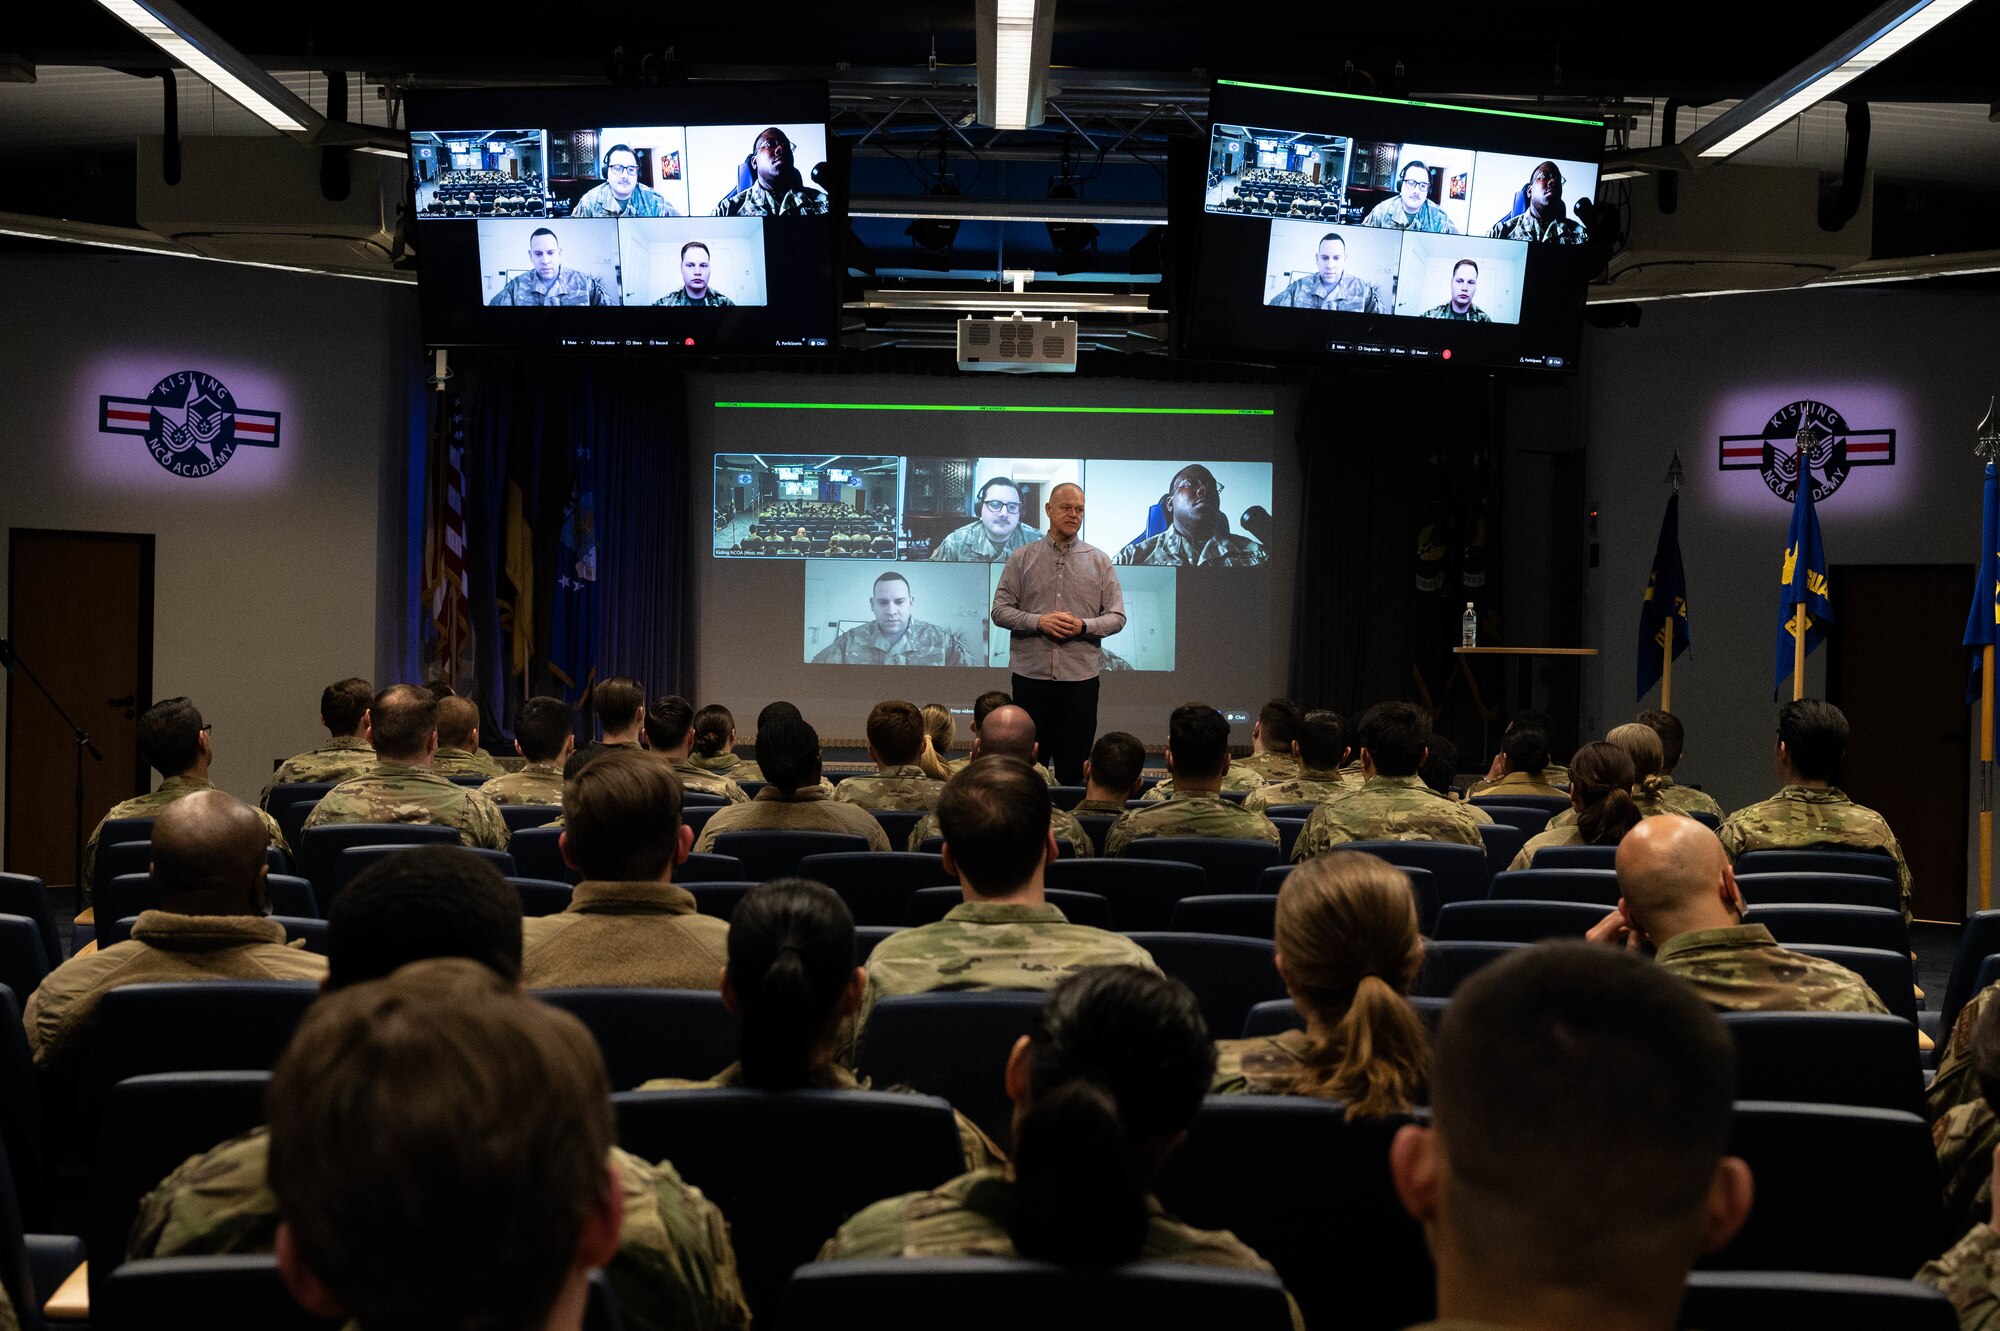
0;638;104;894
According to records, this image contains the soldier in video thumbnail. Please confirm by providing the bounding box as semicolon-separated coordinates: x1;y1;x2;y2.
1362;161;1461;234
812;571;975;666
570;143;680;218
715;127;829;217
1115;464;1268;567
1488;162;1588;244
1420;260;1493;322
651;241;736;307
930;476;1044;563
486;227;612;307
1266;232;1383;313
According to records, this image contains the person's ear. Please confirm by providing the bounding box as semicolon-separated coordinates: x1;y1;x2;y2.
1164;749;1178;777
719;965;739;1014
276;1222;349;1319
1720;865;1746;918
1699;1156;1755;1254
1389;1124;1441;1225
1290;739;1303;763
574;1162;625;1270
1082;759;1094;783
358;710;373;744
837;965;867;1020
1003;1034;1034;1104
515;738;527;758
559;830;579;871
1044;828;1059;867
940;842;959;879
423;729;439;758
674;822;694;867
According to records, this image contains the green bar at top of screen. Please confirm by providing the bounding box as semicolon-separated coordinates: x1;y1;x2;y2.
713;402;1276;416
1216;79;1604;126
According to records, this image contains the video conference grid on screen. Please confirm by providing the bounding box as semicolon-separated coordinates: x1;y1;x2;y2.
713;453;1274;672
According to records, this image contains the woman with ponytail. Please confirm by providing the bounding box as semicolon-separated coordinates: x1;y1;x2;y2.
1508;741;1646;870
915;703;956;781
1212;853;1429;1116
640;878;996;1168
686;704;764;783
819;966;1284;1284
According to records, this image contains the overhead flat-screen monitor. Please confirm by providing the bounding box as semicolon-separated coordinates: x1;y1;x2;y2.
691;391;1294;740
1187;78;1604;374
407;82;838;353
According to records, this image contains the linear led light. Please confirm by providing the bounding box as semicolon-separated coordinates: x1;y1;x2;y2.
0;214;413;284
94;0;325;135
1684;0;1975;160
977;0;1055;131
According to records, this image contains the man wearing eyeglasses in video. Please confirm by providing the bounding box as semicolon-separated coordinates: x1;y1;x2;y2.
1114;464;1269;567
570;143;680;218
1362;160;1461;234
715;127;829;217
929;476;1044;562
1487;161;1588;244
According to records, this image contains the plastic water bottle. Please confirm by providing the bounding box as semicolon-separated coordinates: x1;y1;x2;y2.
1461;603;1478;649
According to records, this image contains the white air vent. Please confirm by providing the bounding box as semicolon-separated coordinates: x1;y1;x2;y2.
956;314;1078;373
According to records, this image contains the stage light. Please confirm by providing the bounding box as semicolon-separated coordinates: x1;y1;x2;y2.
93;0;324;135
906;178;962;253
977;0;1056;130
1684;0;1974;160
1045;180;1099;257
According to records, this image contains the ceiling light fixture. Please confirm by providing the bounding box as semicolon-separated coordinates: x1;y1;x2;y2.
92;0;324;135
1683;0;1975;160
977;0;1056;130
0;212;413;284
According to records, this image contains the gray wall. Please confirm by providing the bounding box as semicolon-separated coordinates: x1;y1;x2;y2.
0;254;418;858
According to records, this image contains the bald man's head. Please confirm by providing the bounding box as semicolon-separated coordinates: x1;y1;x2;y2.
974;704;1038;763
151;789;270;916
1615;814;1737;938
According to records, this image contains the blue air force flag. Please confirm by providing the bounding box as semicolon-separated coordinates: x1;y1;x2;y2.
1774;444;1834;699
1963;462;2000;701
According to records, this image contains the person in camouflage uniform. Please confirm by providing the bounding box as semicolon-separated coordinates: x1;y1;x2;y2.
848;760;1159;1060
1590;813;1888;1013
1074;730;1147;815
1113;464;1268;567
30;791;326;1073
821;966;1291;1311
835;700;948;812
1919;990;2000;1326
1634;709;1726;820
478;695;571;806
812;571;975;666
431;697;507;779
1393;943;1752;1331
1463;722;1567;801
83;697;290;899
1936;986;2000;1123
1507;742;1644;872
1138;762;1266;803
1715;699;1913;915
643;695;749;804
1541;723;1697;834
1292;703;1489;862
487;226;614;305
258;676;376;809
1244;709;1362;813
929;477;1044;563
693;711;888;852
905;707;1091;855
1106;704;1281;856
713;128;829;216
945;692;1057;786
302;685;508;850
688;704;763;784
1235;699;1303;783
650;241;735;306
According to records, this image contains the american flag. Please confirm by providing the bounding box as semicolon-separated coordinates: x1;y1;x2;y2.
424;383;470;685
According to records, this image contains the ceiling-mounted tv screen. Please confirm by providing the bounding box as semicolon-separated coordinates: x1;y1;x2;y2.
1187;78;1604;373
407;82;838;354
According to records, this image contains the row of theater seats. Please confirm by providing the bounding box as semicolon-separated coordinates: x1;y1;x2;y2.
0;969;1964;1330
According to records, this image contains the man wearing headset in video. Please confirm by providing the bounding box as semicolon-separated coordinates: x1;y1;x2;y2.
715;127;829;217
930;476;1045;563
571;143;680;218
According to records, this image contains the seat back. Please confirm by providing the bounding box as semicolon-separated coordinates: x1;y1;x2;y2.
0;1131;42;1331
1706;1101;1944;1277
1474;822;1530;879
713;831;870;882
1049;785;1086;811
677;852;748;884
508;825;575;883
1734;848;1898;883
1678;1270;1956;1331
508;877;573;917
1074;813;1118;855
93;817;159;894
89;1072;271;1309
796;852;957;925
1333;842;1488;915
614;1089;967;1326
1720;1013;1921;1114
1433;899;1606;943
1940;908;2000;1050
1743;903;1908;954
0;916;49;1002
1123;933;1287;1042
902;885;1111;929
1469;793;1572;814
682;882;757;920
1469;804;1553;836
499;802;562;832
265;875;319;918
1413;940;1525;997
1527;843;1619;870
856;991;1047;1145
273;917;329;954
531;989;738;1091
778;1257;1295;1331
1689;810;1721;830
0;986;51;1233
266;784;336;849
1487;869;1620;906
1119;838;1283;895
0;874;62;971
870;809;927;849
1787;945;1919;1023
1168;894;1276;939
297;823;461;908
1269;817;1306;861
1044;858;1205;932
1156;1097;1435;1331
96;840;159;893
336;844;514;896
1241;998;1303;1038
1733;872;1900;911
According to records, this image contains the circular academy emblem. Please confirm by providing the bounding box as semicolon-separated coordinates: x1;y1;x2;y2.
143;370;239;478
1756;399;1851;503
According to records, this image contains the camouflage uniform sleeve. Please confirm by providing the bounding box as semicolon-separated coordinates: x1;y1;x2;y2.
462;790;511;850
907;811;940;853
1916;1221;2000;1330
1051;809;1095;858
816;1192;913;1261
128;1129;279;1259
0;1280;14;1331
954;1112;1008;1172
1714;814;1747;863
256;808;292;858
610;1151;753;1331
1934;986;1999;1123
1103;811;1140;857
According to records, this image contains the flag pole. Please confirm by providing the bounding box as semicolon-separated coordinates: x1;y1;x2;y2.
1791;606;1807;701
1662;635;1673;712
1979;397;2000;912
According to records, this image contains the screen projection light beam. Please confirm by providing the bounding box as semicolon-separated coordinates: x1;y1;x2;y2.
93;0;325;135
1683;0;1975;160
